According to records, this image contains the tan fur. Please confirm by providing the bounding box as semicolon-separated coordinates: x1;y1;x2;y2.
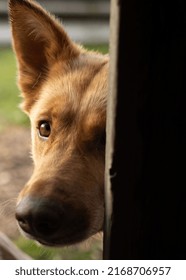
9;0;108;246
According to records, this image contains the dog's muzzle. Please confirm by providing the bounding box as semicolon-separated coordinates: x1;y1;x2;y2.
15;196;89;246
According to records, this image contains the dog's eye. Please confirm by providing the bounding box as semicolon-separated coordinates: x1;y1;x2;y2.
38;121;51;139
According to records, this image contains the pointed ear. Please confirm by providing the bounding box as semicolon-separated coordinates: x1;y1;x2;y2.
9;0;79;111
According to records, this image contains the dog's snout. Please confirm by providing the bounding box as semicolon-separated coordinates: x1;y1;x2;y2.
16;197;63;237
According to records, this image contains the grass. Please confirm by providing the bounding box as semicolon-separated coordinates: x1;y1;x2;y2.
0;44;108;129
86;44;108;54
15;236;102;260
0;48;28;128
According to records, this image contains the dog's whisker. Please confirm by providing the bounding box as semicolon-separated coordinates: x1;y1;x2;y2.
0;198;17;217
34;242;55;259
0;198;17;208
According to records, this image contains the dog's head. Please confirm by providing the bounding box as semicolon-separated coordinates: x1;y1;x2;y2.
9;0;108;246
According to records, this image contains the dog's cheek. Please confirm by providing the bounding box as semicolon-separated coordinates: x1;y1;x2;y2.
30;127;43;165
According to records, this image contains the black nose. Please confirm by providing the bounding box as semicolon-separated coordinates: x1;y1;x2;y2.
16;197;63;237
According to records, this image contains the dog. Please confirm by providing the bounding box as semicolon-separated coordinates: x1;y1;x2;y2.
9;0;108;246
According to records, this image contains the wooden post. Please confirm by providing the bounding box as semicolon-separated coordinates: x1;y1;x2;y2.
104;0;186;259
0;232;31;260
103;0;120;260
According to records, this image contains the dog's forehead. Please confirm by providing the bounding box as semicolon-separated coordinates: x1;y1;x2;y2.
31;53;108;122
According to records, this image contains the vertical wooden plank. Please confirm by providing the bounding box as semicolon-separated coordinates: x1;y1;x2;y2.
104;0;186;259
103;0;120;260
